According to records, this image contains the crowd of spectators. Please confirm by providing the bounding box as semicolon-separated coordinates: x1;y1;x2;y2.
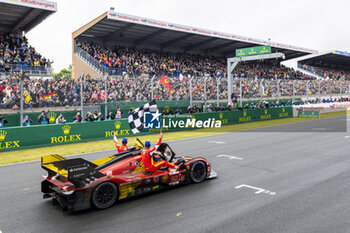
1;41;350;109
299;63;350;80
0;33;52;72
1;72;349;110
76;41;226;77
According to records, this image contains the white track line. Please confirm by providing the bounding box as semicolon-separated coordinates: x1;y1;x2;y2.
217;154;243;160
235;184;276;195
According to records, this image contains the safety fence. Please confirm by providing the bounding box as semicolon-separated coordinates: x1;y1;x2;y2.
0;107;292;152
1;99;295;128
100;100;191;119
2;110;81;127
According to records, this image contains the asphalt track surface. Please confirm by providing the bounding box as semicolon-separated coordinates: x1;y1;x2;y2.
1;116;350;233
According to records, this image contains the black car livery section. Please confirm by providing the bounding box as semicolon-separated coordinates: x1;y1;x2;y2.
41;142;217;211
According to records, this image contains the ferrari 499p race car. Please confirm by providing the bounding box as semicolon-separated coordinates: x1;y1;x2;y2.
41;140;217;211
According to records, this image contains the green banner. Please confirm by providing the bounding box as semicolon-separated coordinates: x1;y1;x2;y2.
298;111;320;118
0;107;292;152
236;45;271;57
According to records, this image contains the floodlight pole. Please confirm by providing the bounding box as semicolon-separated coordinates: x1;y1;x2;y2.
151;75;156;100
340;81;342;98
20;72;25;127
239;79;243;108
306;80;309;102
216;74;221;107
104;74;108;118
227;52;285;105
292;80;296;103
260;79;263;102
277;79;280;103
189;76;194;107
318;80;321;100
204;74;209;110
80;73;84;122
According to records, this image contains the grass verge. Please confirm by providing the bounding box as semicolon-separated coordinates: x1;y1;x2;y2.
0;110;347;166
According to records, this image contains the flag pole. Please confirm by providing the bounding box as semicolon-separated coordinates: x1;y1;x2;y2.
151;75;156;100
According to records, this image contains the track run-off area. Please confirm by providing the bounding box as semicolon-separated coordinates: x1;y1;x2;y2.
0;115;349;233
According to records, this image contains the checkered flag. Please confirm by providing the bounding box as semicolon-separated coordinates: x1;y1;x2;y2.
128;100;157;134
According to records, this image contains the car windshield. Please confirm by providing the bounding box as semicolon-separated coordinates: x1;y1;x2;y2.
163;146;173;161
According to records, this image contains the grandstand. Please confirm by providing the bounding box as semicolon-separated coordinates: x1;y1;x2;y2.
72;9;317;79
0;0;56;76
297;50;350;80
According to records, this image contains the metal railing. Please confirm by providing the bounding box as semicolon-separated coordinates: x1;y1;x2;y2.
0;64;51;76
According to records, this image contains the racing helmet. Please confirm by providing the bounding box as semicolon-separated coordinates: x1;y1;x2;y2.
122;138;128;144
145;141;151;148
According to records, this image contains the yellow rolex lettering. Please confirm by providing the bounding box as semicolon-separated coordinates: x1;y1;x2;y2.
12;141;20;148
5;142;12;148
51;137;57;143
58;136;64;143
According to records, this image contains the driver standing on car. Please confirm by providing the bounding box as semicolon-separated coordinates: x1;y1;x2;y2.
113;132;128;153
141;133;178;173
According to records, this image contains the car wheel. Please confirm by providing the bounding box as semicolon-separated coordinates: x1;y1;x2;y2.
190;161;207;183
91;182;118;209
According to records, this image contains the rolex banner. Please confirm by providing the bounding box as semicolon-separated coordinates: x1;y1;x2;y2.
0;107;292;152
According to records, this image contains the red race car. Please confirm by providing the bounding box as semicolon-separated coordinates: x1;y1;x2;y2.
41;140;217;211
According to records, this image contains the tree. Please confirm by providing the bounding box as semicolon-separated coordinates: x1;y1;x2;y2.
52;64;72;79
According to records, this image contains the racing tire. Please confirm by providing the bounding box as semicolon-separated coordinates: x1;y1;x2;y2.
190;161;207;183
91;182;118;209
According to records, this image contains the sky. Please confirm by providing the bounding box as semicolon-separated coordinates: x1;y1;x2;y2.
26;0;350;72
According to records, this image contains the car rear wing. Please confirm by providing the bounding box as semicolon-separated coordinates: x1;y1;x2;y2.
41;155;105;188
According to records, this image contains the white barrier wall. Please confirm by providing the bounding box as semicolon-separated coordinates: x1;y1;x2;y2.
292;102;350;117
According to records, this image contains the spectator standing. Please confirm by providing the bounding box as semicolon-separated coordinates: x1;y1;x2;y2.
55;114;66;124
107;112;115;120
0;114;8;128
85;112;94;122
115;107;123;119
93;111;98;120
22;115;32;126
95;112;104;121
73;112;82;123
37;111;49;125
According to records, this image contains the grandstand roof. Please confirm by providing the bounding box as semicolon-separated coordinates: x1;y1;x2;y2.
0;0;57;33
297;50;350;69
72;10;317;60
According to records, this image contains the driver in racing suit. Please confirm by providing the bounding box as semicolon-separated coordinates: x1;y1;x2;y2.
113;132;128;153
141;133;178;173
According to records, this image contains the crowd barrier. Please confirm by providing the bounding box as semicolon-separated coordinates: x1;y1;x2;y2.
0;107;292;152
101;100;191;118
1;110;80;127
1;99;298;128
